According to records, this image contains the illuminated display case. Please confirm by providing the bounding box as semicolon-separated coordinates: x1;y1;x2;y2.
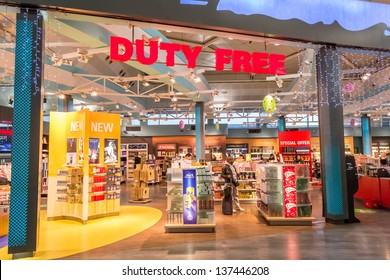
165;167;215;233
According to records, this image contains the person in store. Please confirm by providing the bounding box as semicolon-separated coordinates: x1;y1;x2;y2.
293;154;305;164
268;153;276;162
221;156;245;212
181;153;193;168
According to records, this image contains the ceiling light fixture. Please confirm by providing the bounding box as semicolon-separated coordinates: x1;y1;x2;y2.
116;104;120;109
189;71;201;83
154;95;161;102
58;93;66;100
275;76;283;88
142;79;150;87
81;92;87;99
169;74;176;84
91;90;97;96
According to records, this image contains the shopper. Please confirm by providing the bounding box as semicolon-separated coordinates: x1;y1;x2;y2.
221;156;245;212
181;153;193;168
294;154;305;164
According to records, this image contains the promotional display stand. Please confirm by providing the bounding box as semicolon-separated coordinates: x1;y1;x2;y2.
256;164;315;226
129;158;152;204
279;131;312;180
165;167;215;233
47;109;121;224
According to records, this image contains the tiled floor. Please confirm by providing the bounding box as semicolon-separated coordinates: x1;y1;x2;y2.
57;182;390;260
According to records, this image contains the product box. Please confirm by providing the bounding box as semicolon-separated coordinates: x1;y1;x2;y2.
68;168;83;176
141;187;150;199
140;170;148;182
133;170;140;181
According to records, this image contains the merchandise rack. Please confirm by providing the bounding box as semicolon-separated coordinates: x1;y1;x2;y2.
165;167;215;233
256;164;315;226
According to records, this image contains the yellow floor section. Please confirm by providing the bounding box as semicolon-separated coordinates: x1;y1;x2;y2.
0;205;162;260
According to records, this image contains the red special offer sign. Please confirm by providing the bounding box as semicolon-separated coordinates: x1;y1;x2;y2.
282;165;297;218
110;36;286;75
278;130;311;148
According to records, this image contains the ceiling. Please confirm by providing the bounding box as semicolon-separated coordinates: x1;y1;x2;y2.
0;5;390;127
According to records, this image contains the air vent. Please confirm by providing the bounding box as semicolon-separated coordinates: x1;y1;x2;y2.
126;126;141;132
248;129;261;133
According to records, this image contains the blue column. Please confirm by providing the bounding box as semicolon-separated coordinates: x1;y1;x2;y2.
9;9;43;258
316;46;350;224
195;102;205;161
277;116;286;132
361;114;372;156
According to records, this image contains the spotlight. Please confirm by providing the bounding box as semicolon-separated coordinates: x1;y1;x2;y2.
154;95;161;102
275;76;283;88
142;79;150;87
189;71;201;83
81;92;87;99
58;93;65;100
170;92;177;102
116;104;120;109
77;48;90;63
91;90;97;96
169;74;176;83
62;59;73;66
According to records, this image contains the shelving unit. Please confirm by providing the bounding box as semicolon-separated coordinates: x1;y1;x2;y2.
119;144;127;183
51;165;84;221
250;146;274;161
156;143;177;159
165;167;215;233
256;164;315;226
122;143;148;182
41;135;49;196
226;144;248;158
0;180;10;237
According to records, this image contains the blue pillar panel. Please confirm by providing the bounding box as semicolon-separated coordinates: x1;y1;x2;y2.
361;115;372;156
277;116;286;132
9;9;43;256
316;46;348;221
195;102;205;161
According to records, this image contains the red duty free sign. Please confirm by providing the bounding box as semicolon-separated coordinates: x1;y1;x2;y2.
110;37;286;75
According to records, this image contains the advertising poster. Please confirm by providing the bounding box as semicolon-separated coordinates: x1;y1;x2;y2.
282;165;297;218
89;138;100;164
182;169;197;224
66;138;77;165
104;138;118;164
0;135;11;152
78;137;85;164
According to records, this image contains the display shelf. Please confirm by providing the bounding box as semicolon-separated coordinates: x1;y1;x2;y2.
255;164;315;225
165;167;216;233
121;143;148;182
